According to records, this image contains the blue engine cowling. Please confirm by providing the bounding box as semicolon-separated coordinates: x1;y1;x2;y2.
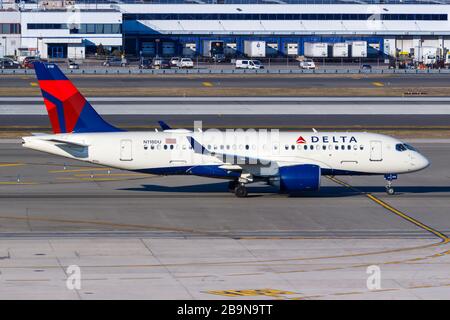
278;164;321;193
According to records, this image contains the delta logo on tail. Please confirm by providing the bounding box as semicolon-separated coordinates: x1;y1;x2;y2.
296;136;306;144
33;62;121;134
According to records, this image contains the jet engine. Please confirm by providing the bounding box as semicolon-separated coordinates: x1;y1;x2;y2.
270;164;321;193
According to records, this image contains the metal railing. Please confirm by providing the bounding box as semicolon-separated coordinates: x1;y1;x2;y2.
2;67;450;74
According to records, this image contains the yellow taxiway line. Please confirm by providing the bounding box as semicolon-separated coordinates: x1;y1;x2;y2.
328;176;449;242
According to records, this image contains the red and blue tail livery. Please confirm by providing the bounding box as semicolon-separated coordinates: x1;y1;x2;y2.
34;62;121;134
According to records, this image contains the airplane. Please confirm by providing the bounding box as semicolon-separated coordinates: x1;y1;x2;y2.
22;62;430;197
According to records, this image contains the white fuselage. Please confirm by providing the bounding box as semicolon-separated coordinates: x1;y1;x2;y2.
22;131;430;177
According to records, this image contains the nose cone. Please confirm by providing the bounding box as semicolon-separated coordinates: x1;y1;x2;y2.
416;154;430;170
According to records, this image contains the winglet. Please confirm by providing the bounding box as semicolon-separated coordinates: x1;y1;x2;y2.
187;136;210;155
158;121;172;131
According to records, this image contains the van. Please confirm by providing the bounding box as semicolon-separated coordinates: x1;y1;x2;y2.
299;59;316;69
235;59;264;69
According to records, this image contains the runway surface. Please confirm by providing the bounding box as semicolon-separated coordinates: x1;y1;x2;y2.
3;73;450;89
3;97;450;115
2;97;450;132
0;140;449;299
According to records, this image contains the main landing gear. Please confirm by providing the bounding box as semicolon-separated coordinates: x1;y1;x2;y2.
229;173;253;198
384;173;398;195
228;180;248;198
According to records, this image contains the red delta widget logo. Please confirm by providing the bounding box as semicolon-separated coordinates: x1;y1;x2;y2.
296;136;358;144
296;136;306;144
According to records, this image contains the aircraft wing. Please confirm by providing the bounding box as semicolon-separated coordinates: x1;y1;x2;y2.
186;136;272;167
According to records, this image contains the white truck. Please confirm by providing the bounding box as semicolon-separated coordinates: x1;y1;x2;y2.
203;40;225;62
332;43;349;57
304;42;328;58
244;41;266;58
235;59;264;69
414;46;439;66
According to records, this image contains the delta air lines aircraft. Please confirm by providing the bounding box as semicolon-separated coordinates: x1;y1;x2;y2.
22;62;430;197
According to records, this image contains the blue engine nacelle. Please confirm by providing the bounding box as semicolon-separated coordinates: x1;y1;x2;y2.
278;164;321;193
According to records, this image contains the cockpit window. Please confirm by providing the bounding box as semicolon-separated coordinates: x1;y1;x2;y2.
395;143;407;152
396;143;417;152
404;144;417;151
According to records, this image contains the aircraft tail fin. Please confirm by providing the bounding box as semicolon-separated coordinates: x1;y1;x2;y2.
33;62;122;134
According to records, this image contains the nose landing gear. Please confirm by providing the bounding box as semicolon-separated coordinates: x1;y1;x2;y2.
384;173;398;195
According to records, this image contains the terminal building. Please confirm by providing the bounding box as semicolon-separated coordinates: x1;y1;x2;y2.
1;0;450;60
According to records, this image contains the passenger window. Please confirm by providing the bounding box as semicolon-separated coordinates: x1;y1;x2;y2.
360;145;364;150
322;145;327;150
304;145;308;150
353;145;358;150
335;145;339;150
226;145;230;150
291;145;295;150
310;145;314;150
163;145;168;150
341;145;345;150
285;145;289;150
245;145;250;150
347;145;351;150
170;145;174;150
207;145;211;149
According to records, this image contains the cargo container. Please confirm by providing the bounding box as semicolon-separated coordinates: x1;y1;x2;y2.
304;42;328;57
244;40;266;58
350;41;367;58
332;43;349;58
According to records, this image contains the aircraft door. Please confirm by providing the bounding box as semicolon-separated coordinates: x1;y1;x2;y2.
370;140;382;161
120;139;133;161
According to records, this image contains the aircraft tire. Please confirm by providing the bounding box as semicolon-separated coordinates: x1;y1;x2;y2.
386;187;395;195
234;185;248;198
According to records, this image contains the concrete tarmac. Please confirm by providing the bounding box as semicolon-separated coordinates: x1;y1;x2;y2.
2;73;450;89
0;140;449;299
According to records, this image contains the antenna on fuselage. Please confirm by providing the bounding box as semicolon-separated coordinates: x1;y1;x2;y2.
312;128;318;133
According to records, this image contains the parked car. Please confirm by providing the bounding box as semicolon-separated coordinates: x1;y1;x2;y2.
22;57;47;69
68;60;79;69
103;57;128;67
177;58;194;69
235;59;264;69
139;59;152;69
299;59;316;70
0;58;21;69
151;57;171;69
360;64;372;71
169;57;181;68
22;56;38;69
